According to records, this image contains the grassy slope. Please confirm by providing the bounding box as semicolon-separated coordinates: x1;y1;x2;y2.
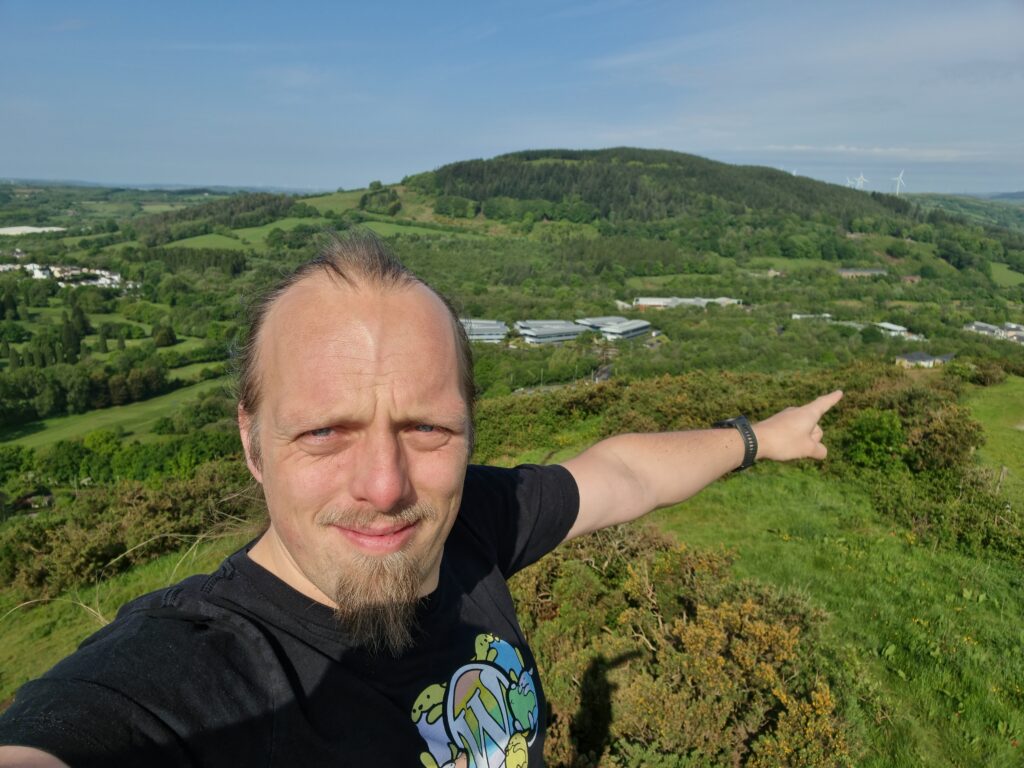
0;529;256;706
991;262;1024;288
965;375;1024;507
651;464;1023;767
169;233;249;251
0;376;232;448
3;374;1024;765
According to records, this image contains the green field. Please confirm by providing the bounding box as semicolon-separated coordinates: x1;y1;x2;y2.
170;233;249;251
747;256;835;272
966;375;1024;505
79;201;137;218
168;360;227;383
140;203;188;214
991;262;1024;287
362;219;486;238
302;189;364;215
230;216;325;249
652;464;1024;767
0;376;233;449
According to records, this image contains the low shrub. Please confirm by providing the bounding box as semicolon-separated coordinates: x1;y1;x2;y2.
510;526;852;767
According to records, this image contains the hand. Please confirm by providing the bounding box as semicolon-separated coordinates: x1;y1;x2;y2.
753;390;843;462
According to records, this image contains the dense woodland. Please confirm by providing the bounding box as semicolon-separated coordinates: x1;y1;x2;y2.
1;149;1023;765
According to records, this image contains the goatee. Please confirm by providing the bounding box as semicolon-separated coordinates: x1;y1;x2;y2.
318;502;438;657
332;549;421;656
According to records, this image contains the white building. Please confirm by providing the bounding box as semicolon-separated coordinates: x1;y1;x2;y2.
575;316;629;330
963;321;1005;338
599;319;652;341
515;320;590;344
633;296;741;311
874;322;908;337
460;319;509;343
574;315;654;341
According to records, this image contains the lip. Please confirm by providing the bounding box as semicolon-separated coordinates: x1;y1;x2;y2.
331;521;419;554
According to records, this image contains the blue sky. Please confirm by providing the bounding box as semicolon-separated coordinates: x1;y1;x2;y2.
1;0;1021;194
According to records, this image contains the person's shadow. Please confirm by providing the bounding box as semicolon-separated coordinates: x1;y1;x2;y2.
568;650;641;766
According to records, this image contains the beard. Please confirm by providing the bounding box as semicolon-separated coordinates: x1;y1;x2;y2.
316;502;438;657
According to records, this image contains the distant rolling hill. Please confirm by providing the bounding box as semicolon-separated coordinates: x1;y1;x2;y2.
405;146;912;226
910;192;1024;232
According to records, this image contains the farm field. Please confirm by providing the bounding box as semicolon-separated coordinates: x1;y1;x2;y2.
0;376;232;449
231;216;322;249
302;189;363;214
168;360;227;383
965;375;1024;505
170;232;249;251
991;261;1024;287
361;219;486;238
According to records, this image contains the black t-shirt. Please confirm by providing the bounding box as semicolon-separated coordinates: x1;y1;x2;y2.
0;463;579;767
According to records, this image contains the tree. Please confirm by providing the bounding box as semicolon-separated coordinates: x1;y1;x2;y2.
152;324;178;348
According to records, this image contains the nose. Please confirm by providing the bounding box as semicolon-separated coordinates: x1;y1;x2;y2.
348;427;411;513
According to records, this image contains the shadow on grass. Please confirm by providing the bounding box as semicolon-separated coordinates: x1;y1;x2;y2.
0;421;46;442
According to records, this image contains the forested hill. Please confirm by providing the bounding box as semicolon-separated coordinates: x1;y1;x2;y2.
406;147;911;225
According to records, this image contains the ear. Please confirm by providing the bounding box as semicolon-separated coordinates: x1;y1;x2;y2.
237;404;264;483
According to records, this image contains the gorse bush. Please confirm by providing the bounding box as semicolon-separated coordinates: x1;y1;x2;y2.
476;362;1022;563
0;459;259;597
510;525;852;767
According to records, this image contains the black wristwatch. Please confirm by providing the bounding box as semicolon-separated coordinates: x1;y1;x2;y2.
712;415;758;471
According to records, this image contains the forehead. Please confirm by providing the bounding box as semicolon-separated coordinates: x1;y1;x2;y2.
255;274;465;422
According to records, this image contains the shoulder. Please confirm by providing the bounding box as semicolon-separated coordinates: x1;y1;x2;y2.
461;463;578;505
0;577;278;766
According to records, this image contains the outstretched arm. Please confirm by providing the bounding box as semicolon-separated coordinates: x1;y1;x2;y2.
0;746;70;768
559;390;843;541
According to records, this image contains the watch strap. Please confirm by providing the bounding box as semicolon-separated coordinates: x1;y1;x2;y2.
712;415;758;471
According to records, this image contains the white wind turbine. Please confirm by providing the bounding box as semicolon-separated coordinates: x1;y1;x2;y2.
855;172;868;190
845;177;855;188
892;170;906;196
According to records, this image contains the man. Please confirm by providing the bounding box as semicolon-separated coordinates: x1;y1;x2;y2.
0;234;841;767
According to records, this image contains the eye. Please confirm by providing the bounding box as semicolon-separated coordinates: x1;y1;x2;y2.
307;427;333;438
414;424;436;433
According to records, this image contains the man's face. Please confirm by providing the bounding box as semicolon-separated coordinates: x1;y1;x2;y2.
240;275;471;625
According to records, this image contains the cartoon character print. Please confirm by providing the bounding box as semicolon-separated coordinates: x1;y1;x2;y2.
413;634;539;768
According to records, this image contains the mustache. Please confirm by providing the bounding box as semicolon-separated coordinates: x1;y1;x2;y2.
315;502;438;530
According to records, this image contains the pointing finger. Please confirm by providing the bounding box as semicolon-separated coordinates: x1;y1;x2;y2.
810;390;843;418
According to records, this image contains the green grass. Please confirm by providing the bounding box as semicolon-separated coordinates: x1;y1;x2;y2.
4;396;1022;763
302;190;364;215
170;233;249;251
990;262;1024;288
140;203;187;214
747;256;834;272
230;217;325;249
361;219;486;238
0;376;233;449
168;360;227;383
0;529;255;704
965;376;1024;506
650;464;1024;767
78;201;137;218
